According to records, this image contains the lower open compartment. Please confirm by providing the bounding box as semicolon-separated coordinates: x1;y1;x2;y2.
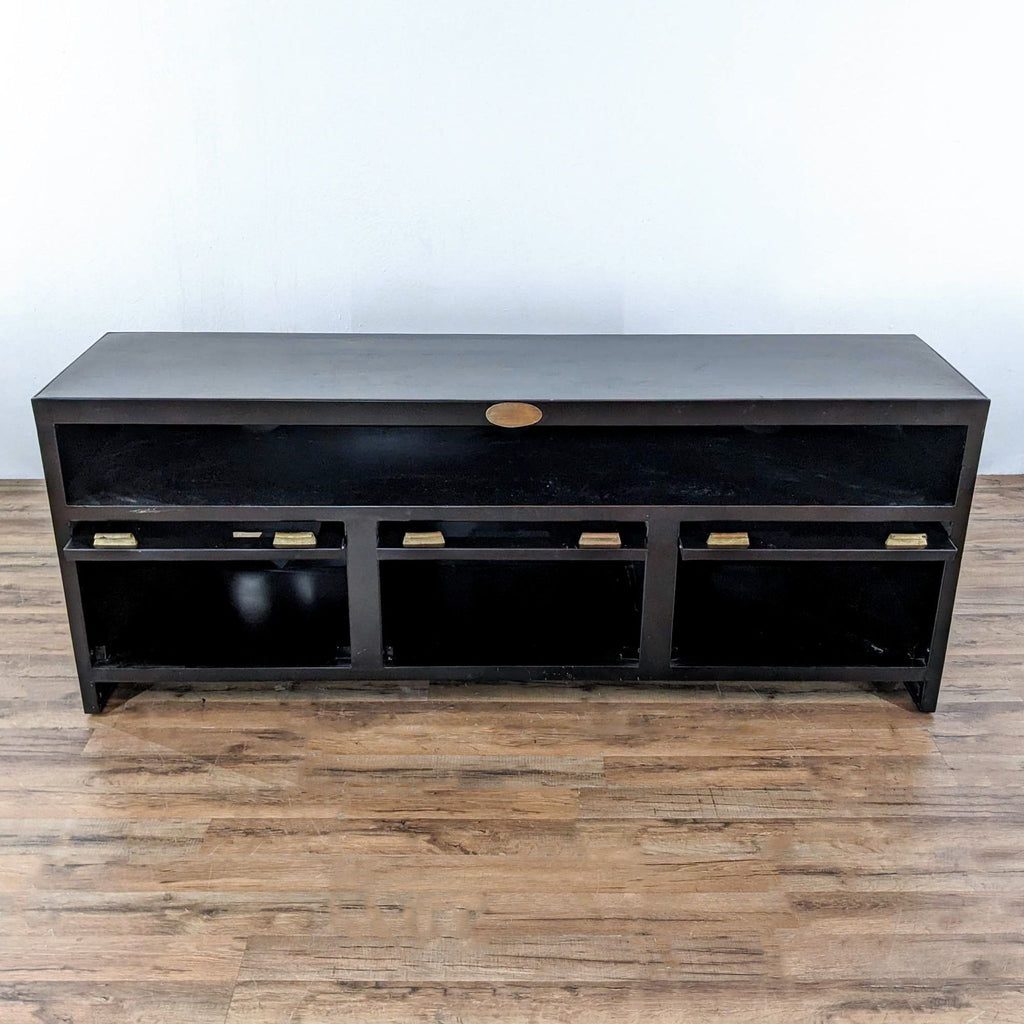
380;559;644;666
672;559;944;667
79;560;350;668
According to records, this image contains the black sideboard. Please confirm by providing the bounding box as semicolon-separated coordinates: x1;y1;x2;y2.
33;333;987;713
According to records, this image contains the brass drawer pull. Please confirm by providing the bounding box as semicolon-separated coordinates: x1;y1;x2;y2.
707;531;750;548
403;530;445;548
579;531;622;548
885;532;928;549
485;402;543;428
93;532;137;548
272;531;317;548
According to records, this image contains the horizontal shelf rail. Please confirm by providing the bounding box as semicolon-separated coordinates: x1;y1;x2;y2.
88;662;928;685
61;504;963;522
677;544;955;562
64;543;346;563
378;547;646;562
666;664;929;682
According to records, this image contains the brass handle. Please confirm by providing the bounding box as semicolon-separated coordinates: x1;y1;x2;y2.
485;402;542;428
403;530;446;548
273;531;317;548
707;531;749;548
579;531;622;549
93;532;137;548
885;532;928;549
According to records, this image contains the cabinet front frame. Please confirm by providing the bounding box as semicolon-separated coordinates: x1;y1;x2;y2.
32;396;988;713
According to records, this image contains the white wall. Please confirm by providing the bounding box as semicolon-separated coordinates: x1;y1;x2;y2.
2;0;1021;476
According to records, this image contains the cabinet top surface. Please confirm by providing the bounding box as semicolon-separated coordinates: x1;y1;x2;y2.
36;332;985;404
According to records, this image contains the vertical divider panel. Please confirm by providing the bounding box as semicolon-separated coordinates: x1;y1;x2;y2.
639;515;678;675
916;556;956;711
345;515;383;670
917;407;989;710
36;414;102;712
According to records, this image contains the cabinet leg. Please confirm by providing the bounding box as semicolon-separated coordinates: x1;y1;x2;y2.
79;680;106;715
905;678;939;713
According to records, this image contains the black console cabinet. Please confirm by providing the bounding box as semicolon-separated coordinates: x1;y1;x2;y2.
33;333;987;713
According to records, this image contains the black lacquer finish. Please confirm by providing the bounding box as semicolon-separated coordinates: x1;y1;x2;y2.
33;332;988;713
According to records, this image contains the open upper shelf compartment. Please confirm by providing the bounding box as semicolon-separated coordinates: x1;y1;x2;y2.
56;423;968;508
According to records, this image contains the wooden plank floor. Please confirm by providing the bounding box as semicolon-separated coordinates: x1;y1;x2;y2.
1;477;1023;1023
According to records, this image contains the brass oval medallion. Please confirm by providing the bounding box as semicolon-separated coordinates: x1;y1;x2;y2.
485;402;543;428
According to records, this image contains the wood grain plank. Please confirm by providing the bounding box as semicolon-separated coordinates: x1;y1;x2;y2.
0;983;232;1024
0;935;244;982
236;933;770;983
221;981;1024;1023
